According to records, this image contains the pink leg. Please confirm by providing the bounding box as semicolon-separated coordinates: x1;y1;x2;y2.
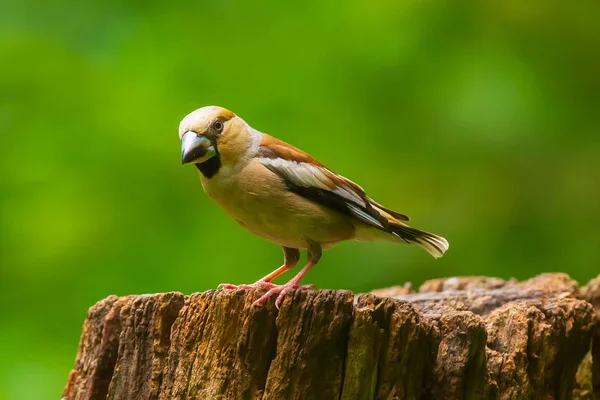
218;264;291;290
253;240;322;309
254;261;317;309
218;247;300;290
260;264;292;282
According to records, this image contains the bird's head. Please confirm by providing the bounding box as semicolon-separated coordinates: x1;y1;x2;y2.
179;106;253;177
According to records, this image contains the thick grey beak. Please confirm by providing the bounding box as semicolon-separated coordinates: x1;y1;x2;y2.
181;131;215;164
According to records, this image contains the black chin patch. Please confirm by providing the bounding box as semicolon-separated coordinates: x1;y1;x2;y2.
195;155;221;178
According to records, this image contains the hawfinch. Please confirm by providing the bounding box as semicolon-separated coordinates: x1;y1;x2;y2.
180;106;448;307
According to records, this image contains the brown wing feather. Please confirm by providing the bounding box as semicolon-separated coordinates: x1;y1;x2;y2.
258;134;325;166
369;199;410;222
258;134;410;230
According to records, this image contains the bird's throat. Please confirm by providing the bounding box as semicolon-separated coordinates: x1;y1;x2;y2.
195;156;221;179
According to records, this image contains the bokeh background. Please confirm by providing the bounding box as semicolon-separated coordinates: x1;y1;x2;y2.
1;0;599;398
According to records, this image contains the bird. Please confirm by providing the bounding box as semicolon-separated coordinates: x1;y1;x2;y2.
179;106;448;308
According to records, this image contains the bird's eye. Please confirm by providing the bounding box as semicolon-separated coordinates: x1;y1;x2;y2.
214;120;224;133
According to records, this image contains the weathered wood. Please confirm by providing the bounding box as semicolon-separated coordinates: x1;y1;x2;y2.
581;275;600;399
63;273;599;400
342;295;431;400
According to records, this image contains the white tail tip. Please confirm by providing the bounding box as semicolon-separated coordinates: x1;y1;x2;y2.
417;234;449;258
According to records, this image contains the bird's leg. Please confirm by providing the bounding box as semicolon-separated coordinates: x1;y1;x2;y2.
218;247;300;290
254;240;322;309
255;246;300;284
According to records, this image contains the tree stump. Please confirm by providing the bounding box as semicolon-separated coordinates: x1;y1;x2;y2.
63;273;600;400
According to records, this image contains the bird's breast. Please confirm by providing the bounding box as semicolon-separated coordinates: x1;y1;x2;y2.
199;159;354;248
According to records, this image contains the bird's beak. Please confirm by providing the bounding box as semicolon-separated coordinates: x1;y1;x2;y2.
181;131;216;164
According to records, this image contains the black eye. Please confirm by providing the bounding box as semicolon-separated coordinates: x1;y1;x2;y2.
214;120;224;133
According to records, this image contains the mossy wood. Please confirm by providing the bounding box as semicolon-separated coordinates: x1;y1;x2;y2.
63;273;600;400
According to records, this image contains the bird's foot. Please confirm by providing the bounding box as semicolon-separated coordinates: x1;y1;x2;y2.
253;281;316;309
217;280;278;291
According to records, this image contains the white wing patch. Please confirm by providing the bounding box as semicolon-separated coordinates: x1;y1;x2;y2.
333;187;366;206
259;158;331;190
259;158;367;206
260;157;381;227
347;203;386;229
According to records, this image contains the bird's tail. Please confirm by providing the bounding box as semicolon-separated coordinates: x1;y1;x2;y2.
389;224;449;258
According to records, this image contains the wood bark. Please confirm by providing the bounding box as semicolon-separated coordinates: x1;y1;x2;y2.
63;273;600;400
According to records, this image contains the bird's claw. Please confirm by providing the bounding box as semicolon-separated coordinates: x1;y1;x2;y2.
218;281;277;291
253;283;316;309
217;283;239;290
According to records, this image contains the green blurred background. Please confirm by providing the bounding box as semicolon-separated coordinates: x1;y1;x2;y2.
1;0;599;398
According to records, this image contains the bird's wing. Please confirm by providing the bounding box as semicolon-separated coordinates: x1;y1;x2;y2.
258;134;409;231
368;198;410;222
